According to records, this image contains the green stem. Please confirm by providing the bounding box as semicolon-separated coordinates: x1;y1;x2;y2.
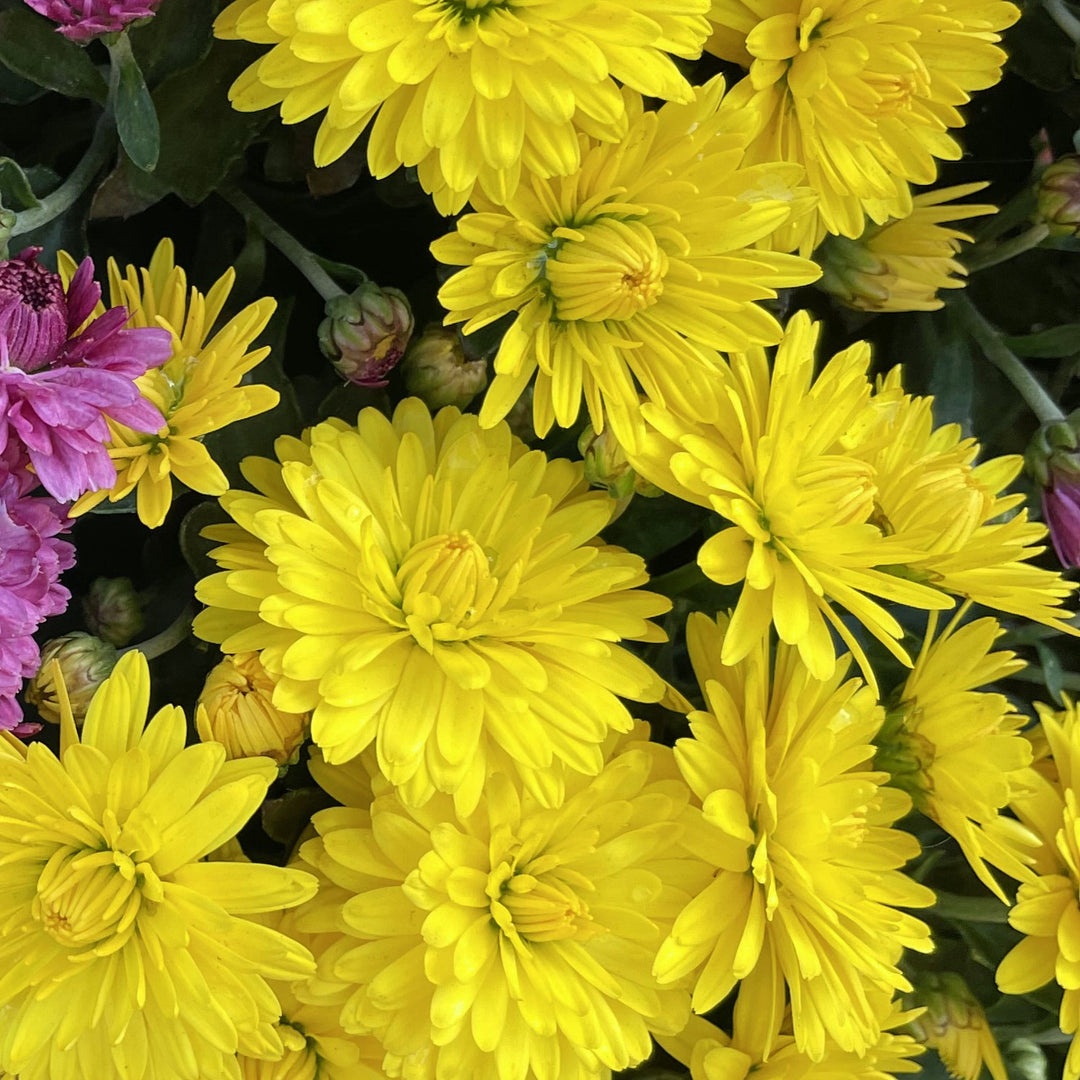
952;294;1065;424
649;561;707;598
972;186;1037;246
1006;667;1080;691
220;187;346;303
120;604;194;662
928;889;1011;923
1045;0;1080;41
964;223;1051;273
11;112;116;239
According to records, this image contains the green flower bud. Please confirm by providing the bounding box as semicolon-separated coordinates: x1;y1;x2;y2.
82;576;145;647
318;281;414;386
403;323;488;409
1035;154;1080;237
815;233;891;309
26;632;119;724
577;422;662;501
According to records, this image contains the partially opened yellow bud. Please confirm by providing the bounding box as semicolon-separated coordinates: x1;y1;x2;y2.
198;651;310;765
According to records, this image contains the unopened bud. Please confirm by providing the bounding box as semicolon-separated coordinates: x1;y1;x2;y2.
25;632;118;723
318;281;414;387
1036;154;1080;237
577;422;662;502
403;323;488;409
82;576;144;647
1025;418;1080;568
197;651;310;766
907;973;1006;1080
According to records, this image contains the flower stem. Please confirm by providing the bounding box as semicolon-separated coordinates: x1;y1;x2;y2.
220;187;346;303
1045;0;1080;41
928;889;1010;923
952;294;1065;424
121;604;194;662
649;560;708;598
963;223;1051;273
10;112;116;240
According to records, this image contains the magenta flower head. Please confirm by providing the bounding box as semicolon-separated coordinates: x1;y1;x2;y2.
1043;464;1080;568
0;474;75;734
23;0;162;43
0;247;171;502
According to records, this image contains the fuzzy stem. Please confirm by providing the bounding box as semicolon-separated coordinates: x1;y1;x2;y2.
121;604;194;662
1045;0;1080;41
963;223;1051;273
220;187;346;303
952;294;1065;424
11;113;116;239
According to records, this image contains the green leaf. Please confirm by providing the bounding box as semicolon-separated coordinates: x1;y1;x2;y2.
1035;642;1066;704
178;500;231;581
1004;324;1080;358
1002;1038;1048;1080
145;38;268;204
131;0;215;84
0;157;39;210
0;8;107;102
108;37;160;173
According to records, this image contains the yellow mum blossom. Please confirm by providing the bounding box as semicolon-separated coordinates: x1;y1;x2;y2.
197;651;311;765
817;184;995;312
853;368;1078;632
434;78;819;448
907;972;1006;1080
707;0;1018;251
998;697;1080;1080
296;726;702;1080
629;312;1079;687
653;613;934;1061
658;1005;924;1079
193;398;671;812
63;240;279;528
215;0;711;215
239;909;388;1080
875;610;1038;901
0;651;318;1080
627;312;953;686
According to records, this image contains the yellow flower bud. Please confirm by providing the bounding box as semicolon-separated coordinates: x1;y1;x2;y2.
197;652;310;765
403;323;487;409
25;632;118;724
907;972;1006;1080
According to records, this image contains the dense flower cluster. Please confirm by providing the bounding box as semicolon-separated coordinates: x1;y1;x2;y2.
5;1;1078;1077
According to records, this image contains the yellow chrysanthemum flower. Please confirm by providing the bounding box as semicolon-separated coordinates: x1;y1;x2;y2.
238;910;388;1080
817;184;995;312
707;0;1018;251
658;1005;924;1080
434;78;820;448
998;698;1080;1080
875;610;1038;901
653;612;934;1061
215;0;711;215
628;312;1079;688
193;398;671;812
296;726;702;1080
197;651;311;765
907;972;1006;1080
63;239;279;528
0;651;318;1080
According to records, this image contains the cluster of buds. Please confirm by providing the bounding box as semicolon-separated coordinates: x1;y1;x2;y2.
1026;416;1080;568
318;280;414;388
402;323;488;409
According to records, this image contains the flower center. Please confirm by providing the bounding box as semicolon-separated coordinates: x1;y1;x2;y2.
0;248;69;372
545;219;668;323
486;859;601;944
33;845;163;953
867;72;921;117
396;531;498;641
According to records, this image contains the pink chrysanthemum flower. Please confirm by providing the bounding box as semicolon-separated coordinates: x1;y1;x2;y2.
22;0;162;42
0;248;171;502
0;474;74;733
